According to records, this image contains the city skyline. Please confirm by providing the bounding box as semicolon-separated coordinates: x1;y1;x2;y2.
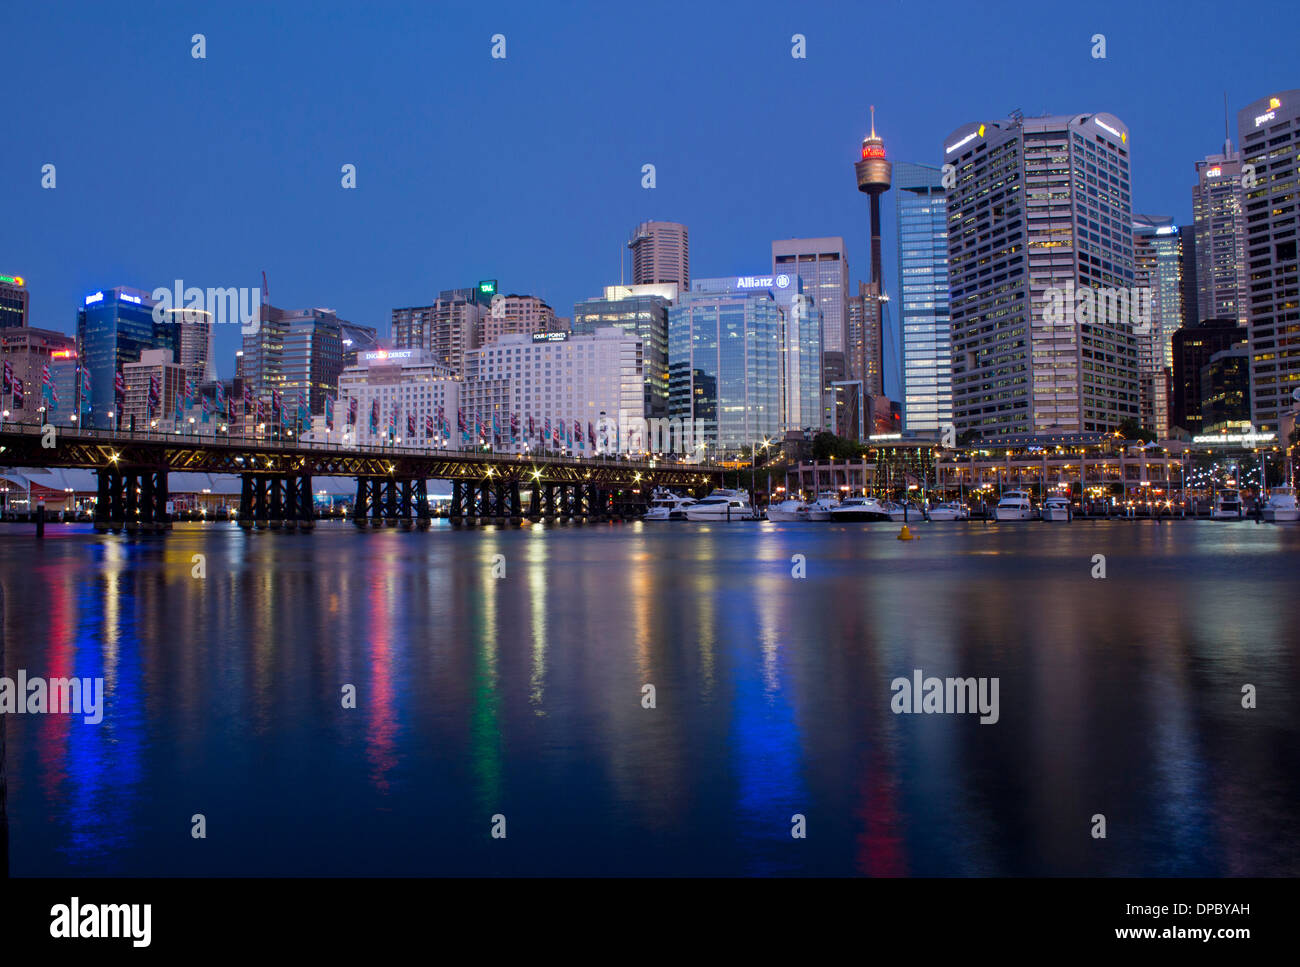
4;0;1299;404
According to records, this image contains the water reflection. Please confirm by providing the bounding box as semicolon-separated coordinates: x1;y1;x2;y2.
1;519;1298;875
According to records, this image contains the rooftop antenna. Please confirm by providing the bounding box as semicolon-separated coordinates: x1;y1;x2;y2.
870;104;877;138
1223;92;1233;155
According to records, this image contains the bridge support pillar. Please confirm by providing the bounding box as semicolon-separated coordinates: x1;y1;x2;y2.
95;468;112;532
509;479;522;525
254;476;270;530
353;477;369;526
399;479;413;529
239;474;255;528
450;479;464;523
495;481;507;524
124;471;140;533
416;478;431;528
268;475;284;530
298;473;314;530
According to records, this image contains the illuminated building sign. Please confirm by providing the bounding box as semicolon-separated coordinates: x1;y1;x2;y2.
1095;118;1126;143
478;279;498;296
1204;166;1222;178
1270;96;1282;109
1192;430;1277;445
946;130;979;154
861;144;886;159
1255;110;1276;127
120;292;142;304
0;275;23;286
531;331;569;342
869;433;902;441
736;276;775;289
363;349;415;362
51;350;74;358
84;291;104;305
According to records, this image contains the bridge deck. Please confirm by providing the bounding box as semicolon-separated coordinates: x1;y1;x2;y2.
0;424;721;488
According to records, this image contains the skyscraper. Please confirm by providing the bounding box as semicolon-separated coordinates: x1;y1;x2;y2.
76;286;176;428
668;279;783;456
0;275;29;329
1179;224;1199;327
573;283;676;419
943;112;1139;438
1132;214;1183;437
894;161;951;433
1172;317;1246;434
1238;90;1300;434
772;238;849;354
241;305;347;416
628;221;689;290
1192;139;1249;326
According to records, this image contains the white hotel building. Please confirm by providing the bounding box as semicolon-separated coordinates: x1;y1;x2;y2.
461;328;643;453
335;348;459;447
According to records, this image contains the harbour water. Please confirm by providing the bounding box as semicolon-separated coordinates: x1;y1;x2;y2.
2;518;1298;876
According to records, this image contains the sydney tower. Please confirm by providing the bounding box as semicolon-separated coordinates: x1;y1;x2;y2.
854;106;892;287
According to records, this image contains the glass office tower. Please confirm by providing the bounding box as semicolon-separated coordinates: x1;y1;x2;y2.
668;278;783;456
572;283;674;419
76;286;175;428
894;162;951;434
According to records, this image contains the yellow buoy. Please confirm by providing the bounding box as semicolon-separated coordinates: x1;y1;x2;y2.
897;524;915;541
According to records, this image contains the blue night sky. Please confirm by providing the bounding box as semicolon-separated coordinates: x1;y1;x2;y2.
4;0;1297;397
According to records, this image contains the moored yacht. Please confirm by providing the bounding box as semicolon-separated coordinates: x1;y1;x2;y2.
1212;489;1243;520
1262;485;1298;522
993;490;1035;521
643;489;698;521
828;495;892;522
683;489;756;521
925;501;968;521
806;492;840;522
1040;494;1073;522
766;497;810;522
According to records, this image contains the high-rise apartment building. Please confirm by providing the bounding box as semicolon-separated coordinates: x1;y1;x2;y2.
628;221;689;289
572;283;676;419
121;349;187;431
0;275;29;329
481;294;560;346
895;162;951;433
1238;90;1300;433
1192;141;1249;326
943;112;1139;438
668;279;783;456
392;290;486;376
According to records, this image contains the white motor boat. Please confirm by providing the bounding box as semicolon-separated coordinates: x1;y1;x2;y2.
1212;489;1243;520
1262;485;1298;522
1040;495;1073;522
766;498;810;522
925;501;968;521
643;489;697;521
828;495;892;522
684;489;756;521
886;501;924;522
806;492;840;521
993;490;1035;522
